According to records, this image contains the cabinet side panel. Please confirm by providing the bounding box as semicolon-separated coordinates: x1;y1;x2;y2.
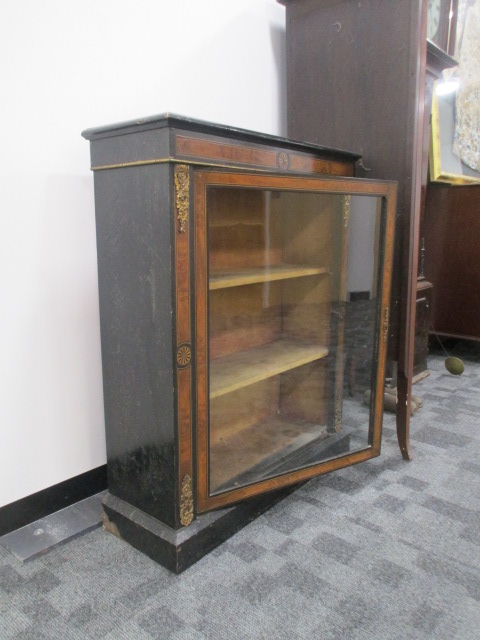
93;163;177;528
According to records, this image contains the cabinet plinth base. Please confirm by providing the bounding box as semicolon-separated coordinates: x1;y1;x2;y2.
102;488;297;573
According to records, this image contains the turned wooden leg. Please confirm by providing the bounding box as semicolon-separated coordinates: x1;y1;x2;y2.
396;374;412;460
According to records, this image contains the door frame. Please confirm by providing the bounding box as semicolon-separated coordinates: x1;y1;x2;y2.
194;170;396;513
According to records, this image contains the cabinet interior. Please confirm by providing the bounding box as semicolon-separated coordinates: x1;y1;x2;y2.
207;187;347;493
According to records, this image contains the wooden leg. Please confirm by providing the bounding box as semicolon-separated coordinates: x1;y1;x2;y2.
396;374;412;460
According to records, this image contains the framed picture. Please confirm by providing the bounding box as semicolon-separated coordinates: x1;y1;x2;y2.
430;80;480;185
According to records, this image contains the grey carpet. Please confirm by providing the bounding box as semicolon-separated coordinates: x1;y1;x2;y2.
1;343;480;639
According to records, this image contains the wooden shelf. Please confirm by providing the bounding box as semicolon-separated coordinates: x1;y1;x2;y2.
209;220;264;228
209;263;329;290
210;416;330;491
210;339;329;399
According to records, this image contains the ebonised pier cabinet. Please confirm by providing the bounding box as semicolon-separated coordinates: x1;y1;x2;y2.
83;115;396;572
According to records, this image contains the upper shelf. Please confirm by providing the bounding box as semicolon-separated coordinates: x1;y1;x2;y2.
210;338;329;399
209;263;330;290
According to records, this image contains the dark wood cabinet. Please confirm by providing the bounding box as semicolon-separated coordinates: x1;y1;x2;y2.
413;278;433;382
280;0;457;459
424;184;480;342
83;114;396;571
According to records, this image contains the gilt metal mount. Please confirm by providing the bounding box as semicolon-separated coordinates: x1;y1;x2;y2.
174;164;190;233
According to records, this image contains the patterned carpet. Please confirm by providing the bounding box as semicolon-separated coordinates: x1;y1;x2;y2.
1;342;480;639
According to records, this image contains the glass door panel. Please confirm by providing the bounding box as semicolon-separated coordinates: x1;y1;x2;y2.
206;186;384;494
194;172;395;510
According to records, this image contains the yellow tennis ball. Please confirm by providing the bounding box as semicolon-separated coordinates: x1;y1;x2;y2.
445;356;464;376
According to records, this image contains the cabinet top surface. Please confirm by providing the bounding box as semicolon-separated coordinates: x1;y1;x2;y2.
81;112;360;162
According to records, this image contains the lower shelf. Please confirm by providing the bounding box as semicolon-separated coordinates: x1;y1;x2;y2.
210;416;351;493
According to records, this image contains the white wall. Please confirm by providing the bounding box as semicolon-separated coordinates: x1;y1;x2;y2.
346;196;379;296
0;0;286;508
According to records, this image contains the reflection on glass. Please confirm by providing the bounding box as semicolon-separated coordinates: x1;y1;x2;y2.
207;188;383;494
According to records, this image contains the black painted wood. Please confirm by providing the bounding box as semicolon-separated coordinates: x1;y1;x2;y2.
102;486;298;574
0;465;107;537
94;163;178;529
81;112;360;162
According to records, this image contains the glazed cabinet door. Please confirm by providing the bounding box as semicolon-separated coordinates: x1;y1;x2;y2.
194;172;396;512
